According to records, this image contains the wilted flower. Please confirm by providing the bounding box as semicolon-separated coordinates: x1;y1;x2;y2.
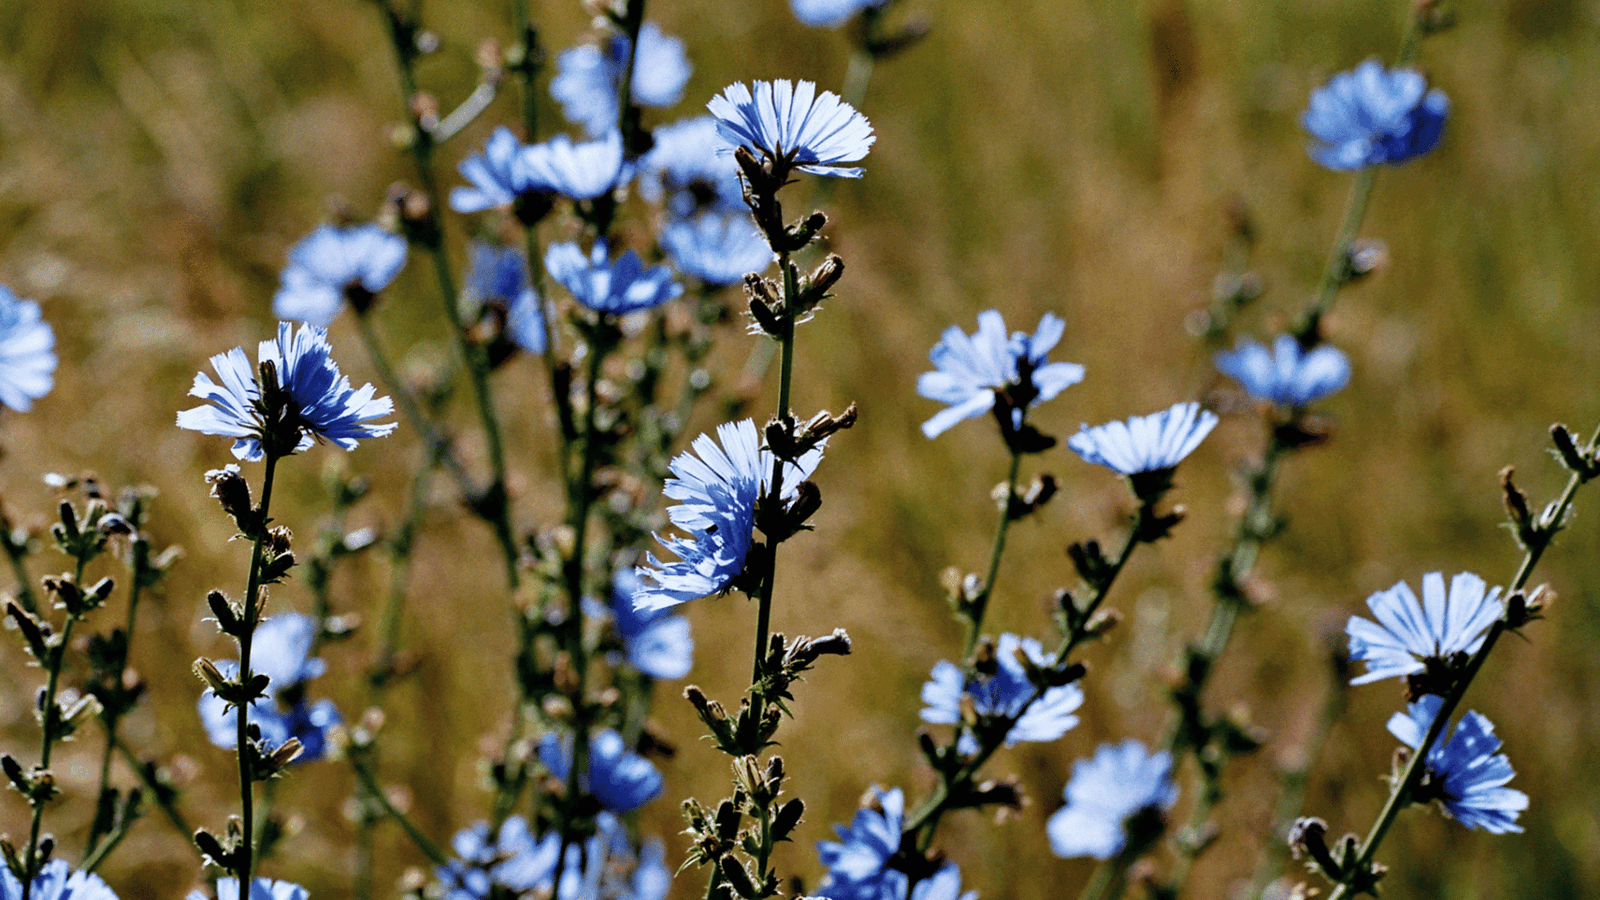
633;419;825;610
815;786;905;900
1048;741;1178;859
176;322;396;461
1347;572;1502;686
661;214;774;286
198;613;342;763
638;116;745;217
3;859;120;900
1214;334;1350;408
708;80;875;178
1388;695;1527;833
546;240;682;316
791;0;888;28
0;285;56;413
920;633;1083;754
552;24;692;138
917;310;1084;439
1303;60;1449;170
1067;402;1217;492
272;224;408;327
539;729;663;814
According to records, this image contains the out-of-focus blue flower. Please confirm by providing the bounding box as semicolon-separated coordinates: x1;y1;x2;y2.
198;613;342;764
1347;572;1502;686
552;24;692;138
464;242;547;355
791;0;888;28
917;310;1085;439
523;131;629;201
1214;334;1349;408
816;787;905;900
920;633;1083;755
709;80;875;178
600;569;694;679
634;419;825;611
4;859;120;900
272;224;407;328
908;865;978;900
1048;740;1178;860
661;214;773;286
1068;402;1217;477
435;816;557;900
0;286;55;414
539;729;663;814
188;878;308;900
452;127;539;213
546;240;682;316
1387;695;1527;833
177;322;396;461
639;117;745;217
1303;60;1449;170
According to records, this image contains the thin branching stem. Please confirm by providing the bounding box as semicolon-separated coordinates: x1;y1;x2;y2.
1324;421;1600;900
962;449;1022;658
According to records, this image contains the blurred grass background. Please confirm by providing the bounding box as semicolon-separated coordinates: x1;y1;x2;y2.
2;0;1599;897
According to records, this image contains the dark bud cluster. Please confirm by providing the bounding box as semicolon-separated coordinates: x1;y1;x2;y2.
1289;816;1386;894
989;393;1055;455
1003;474;1058;521
43;574;115;619
1551;423;1600;481
206;466;260;537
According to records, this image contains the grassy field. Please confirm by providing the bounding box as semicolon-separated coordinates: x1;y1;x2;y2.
2;0;1599;897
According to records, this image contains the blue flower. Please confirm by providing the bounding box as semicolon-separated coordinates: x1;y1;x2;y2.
661;213;773;286
272;224;408;327
451;127;539;213
708;80;875;178
539;729;663;814
791;0;888;28
198;613;342;764
436;816;558;900
177;322;396;461
1047;741;1178;860
1214;334;1349;408
0;286;56;413
1346;572;1502;686
464;242;548;355
546;240;682;316
523;131;629;201
552;24;692;138
1387;695;1528;833
3;859;119;900
639;117;745;217
920;633;1083;755
187;879;308;900
602;569;694;679
908;865;978;900
816;787;905;900
1303;60;1449;170
1068;402;1217;477
633;419;825;610
917;310;1085;439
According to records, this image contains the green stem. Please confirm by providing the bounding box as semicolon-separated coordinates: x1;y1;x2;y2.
962;450;1022;658
907;513;1146;848
87;538;151;858
113;734;191;840
375;0;520;592
1325;422;1600;900
348;752;451;867
353;311;475;496
234;450;281;891
751;254;799;687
